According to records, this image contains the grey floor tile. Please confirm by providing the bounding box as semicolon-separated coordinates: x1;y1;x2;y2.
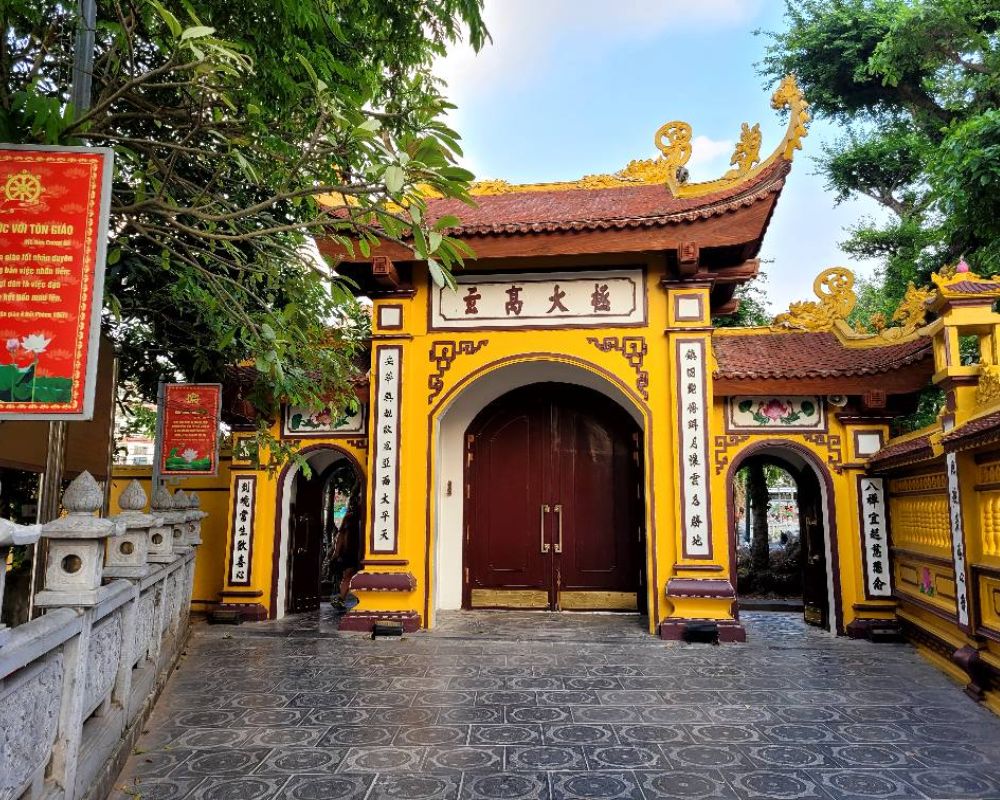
460;772;551;799
282;774;374;800
370;773;461;799
550;771;644;799
188;776;288;800
109;610;1000;800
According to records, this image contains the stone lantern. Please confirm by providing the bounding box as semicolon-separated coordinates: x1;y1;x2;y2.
34;472;123;608
148;484;179;563
106;480;161;580
186;492;206;546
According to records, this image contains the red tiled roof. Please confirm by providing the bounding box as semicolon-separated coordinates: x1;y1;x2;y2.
712;331;932;380
409;159;790;238
941;409;1000;452
944;280;1000;294
867;435;935;471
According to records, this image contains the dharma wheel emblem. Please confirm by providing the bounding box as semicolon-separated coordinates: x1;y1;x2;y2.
3;170;43;203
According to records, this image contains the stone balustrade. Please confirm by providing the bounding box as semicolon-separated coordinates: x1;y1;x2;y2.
0;517;42;648
0;473;204;800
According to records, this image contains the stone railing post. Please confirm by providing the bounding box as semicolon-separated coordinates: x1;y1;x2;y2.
105;480;161;581
186;492;206;547
0;517;42;646
33;471;124;797
35;472;122;608
148;485;179;564
171;489;193;554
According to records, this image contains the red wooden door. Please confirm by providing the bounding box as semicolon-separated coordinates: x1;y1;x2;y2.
464;384;642;611
798;467;830;627
464;388;551;608
287;473;325;613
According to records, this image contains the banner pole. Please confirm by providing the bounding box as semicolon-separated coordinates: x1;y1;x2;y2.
151;379;166;495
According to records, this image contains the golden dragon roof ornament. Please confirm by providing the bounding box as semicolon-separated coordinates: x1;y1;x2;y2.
658;74;810;199
321;76;809;207
772;267;933;347
457;75;809;198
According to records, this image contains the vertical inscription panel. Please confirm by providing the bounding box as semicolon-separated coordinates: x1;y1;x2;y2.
676;338;712;558
228;475;256;585
858;477;892;597
371;346;402;553
946;452;970;627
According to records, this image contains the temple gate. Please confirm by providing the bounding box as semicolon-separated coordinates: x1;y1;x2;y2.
196;75;1000;708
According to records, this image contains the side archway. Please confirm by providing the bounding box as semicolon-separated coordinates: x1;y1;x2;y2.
270;444;365;619
725;439;845;634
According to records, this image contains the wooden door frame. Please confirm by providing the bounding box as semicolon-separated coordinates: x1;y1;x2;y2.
424;353;660;631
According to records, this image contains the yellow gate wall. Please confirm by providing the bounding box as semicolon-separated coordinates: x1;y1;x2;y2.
110;458;233;613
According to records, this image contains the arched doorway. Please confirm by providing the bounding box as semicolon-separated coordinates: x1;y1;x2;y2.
464;382;644;611
728;442;842;633
273;446;364;618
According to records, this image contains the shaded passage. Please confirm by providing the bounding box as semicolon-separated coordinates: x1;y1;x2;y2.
111;612;1000;800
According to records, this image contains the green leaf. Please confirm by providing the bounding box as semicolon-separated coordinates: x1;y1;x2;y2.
149;0;182;37
384;165;405;194
180;25;215;41
433;214;461;231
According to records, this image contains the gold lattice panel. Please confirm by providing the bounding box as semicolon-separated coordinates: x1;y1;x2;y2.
559;591;638;611
470;589;548;609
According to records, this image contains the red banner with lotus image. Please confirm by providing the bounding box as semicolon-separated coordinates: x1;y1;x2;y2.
159;383;222;476
0;145;113;420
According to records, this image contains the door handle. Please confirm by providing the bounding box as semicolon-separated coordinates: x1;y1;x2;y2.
540;504;551;553
554;504;563;553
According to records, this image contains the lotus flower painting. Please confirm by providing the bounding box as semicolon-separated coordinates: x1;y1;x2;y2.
0;332;71;405
729;396;824;431
163;445;212;473
285;404;364;435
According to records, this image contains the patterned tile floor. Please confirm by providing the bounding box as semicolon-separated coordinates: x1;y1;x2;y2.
110;611;1000;800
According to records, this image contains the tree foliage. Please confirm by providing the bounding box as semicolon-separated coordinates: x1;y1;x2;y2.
2;0;486;458
761;0;1000;304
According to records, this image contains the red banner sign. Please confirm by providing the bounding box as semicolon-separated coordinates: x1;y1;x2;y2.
0;144;113;420
159;383;222;476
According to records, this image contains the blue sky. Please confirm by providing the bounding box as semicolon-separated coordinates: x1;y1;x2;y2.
434;0;887;313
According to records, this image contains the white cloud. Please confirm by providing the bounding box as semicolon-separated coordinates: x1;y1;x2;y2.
687;135;735;181
436;0;765;100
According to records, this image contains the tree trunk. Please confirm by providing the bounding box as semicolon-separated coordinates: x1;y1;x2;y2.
748;461;770;575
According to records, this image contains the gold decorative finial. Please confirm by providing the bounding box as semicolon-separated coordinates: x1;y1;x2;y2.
653;121;693;185
725;123;763;179
883;282;933;339
771;74;810;160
